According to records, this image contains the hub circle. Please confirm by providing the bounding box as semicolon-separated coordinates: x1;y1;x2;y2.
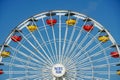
52;64;66;77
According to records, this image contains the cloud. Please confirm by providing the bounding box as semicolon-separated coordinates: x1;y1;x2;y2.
82;1;98;14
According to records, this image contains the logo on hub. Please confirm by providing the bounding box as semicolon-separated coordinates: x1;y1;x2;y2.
52;64;66;77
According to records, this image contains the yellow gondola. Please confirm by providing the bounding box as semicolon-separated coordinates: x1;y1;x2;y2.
117;70;120;75
66;19;76;26
1;51;10;58
27;25;38;32
98;36;109;42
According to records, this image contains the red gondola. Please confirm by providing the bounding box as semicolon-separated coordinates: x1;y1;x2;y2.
46;19;57;26
83;24;94;32
0;69;3;75
110;51;120;58
11;35;22;42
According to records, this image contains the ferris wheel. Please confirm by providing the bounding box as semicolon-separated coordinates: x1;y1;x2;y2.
0;10;120;80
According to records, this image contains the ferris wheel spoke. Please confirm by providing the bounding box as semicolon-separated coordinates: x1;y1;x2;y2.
9;55;41;67
15;42;50;65
18;31;53;65
64;18;79;57
66;65;77;71
74;31;89;48
85;50;94;79
42;17;57;63
66;34;104;66
27;29;53;65
8;45;48;66
77;45;111;65
72;34;91;54
61;11;74;63
76;42;103;62
3;71;40;75
61;25;68;63
37;28;56;64
34;72;53;80
65;19;89;58
80;63;114;70
77;71;116;75
78;56;111;69
77;73;109;79
66;56;115;73
80;33;101;50
65;35;100;66
63;37;85;64
49;15;58;63
77;74;109;80
79;54;114;68
34;77;52;80
59;14;62;63
90;56;110;64
33;72;52;80
85;41;102;53
66;73;78;80
4;62;40;70
7;74;41;80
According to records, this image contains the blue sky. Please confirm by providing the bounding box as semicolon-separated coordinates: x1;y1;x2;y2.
0;0;120;44
0;0;120;79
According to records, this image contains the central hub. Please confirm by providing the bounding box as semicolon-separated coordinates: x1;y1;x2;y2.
52;64;66;77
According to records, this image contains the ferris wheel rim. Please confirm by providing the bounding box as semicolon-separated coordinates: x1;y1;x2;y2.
0;10;120;80
1;10;118;48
